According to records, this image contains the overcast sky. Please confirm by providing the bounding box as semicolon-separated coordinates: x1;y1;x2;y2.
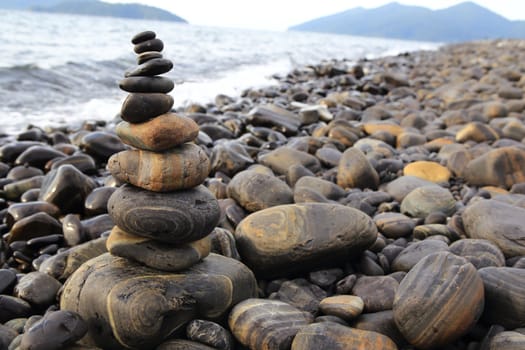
105;1;525;31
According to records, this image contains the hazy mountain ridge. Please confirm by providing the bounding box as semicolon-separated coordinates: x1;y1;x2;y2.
289;1;525;42
0;0;187;22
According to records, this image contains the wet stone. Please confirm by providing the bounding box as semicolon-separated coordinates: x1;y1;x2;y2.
229;298;313;350
227;169;293;212
39;164;98;214
5;201;60;228
400;185;456;219
350;310;406;348
8;212;62;244
107;144;210;192
449;239;505;269
352;275;399;312
61;253;257;349
131;30;155;44
7;165;43;181
403;161;451;183
291;322;398;350
0;295;32;323
478;267;525;329
120;93;174;123
464;146;525;188
108;184;220;244
19;310;87;350
119;76;174;93
258;147;321;176
84;187;116;216
393;252;484;349
462;199;525;257
210;141;254;176
271;278;327;315
79;132;126;162
107;226;211;271
14;271;62;309
116;113;199;152
319;295;364;320
235;203;377;278
0;269;17;294
337;147;380;190
247;104;301;135
374;212;415;239
186;319;234;350
133;38;164;54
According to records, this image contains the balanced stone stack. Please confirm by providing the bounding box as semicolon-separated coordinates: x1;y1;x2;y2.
60;31;257;350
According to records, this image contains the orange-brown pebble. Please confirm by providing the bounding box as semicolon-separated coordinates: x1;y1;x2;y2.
403;161;451;183
107;143;210;192
116;113;199;152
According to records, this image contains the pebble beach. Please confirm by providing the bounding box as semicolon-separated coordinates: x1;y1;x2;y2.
0;34;525;350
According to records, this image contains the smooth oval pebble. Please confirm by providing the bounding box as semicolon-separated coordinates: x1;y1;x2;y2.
116;113;199;152
478;267;525;329
391;239;449;272
107;144;210;192
133;38;164;54
8;212;62;244
119;76;174;93
137;51;163;65
258;147;321;176
39;236;108;281
449;239;505;269
352;276;399;312
5;201;60;228
235;203;377;278
14;271;62;309
186;319;234;350
84;187;116;216
291;322;398;350
462;199;525;257
464;146;525;188
39;164;98;214
108;184;220;244
393;251;484;349
131;30;155;44
15;145;65;169
337;147;380;190
489;331;525;350
400;185;456;218
384;176;435;202
0;324;17;350
107;226;211;271
319;295;364;320
374;212;415;239
19;310;87;350
403;161;451;183
229;298;313;350
0;295;32;323
227;170;293;212
120;93;174;123
125;57;172;77
61;253;257;349
80;131;126;162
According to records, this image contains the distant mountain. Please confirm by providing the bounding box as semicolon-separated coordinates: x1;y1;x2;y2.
289;1;525;42
0;0;187;23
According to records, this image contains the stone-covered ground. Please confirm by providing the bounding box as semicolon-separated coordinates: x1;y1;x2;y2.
1;39;525;349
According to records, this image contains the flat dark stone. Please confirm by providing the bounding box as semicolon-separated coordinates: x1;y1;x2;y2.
137;51;163;65
125;58;173;77
134;38;164;54
120;93;174;123
108;184;220;244
0;269;17;294
0;295;32;323
119;76;174;93
131;30;156;44
19;310;87;350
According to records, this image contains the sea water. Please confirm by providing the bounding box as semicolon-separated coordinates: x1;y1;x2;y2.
0;9;439;134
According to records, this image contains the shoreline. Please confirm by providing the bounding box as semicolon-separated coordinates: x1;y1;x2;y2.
1;38;525;349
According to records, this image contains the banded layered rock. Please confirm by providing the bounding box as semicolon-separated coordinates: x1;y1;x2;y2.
464;147;525;188
235;203;377;277
108;184;220;244
229;299;313;350
291;322;398;350
61;253;257;350
393;252;484;349
107;144;210;192
478;267;525;329
462;199;525;257
115;113;199;152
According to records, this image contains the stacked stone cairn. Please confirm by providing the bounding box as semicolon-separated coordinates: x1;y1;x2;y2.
59;31;257;350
